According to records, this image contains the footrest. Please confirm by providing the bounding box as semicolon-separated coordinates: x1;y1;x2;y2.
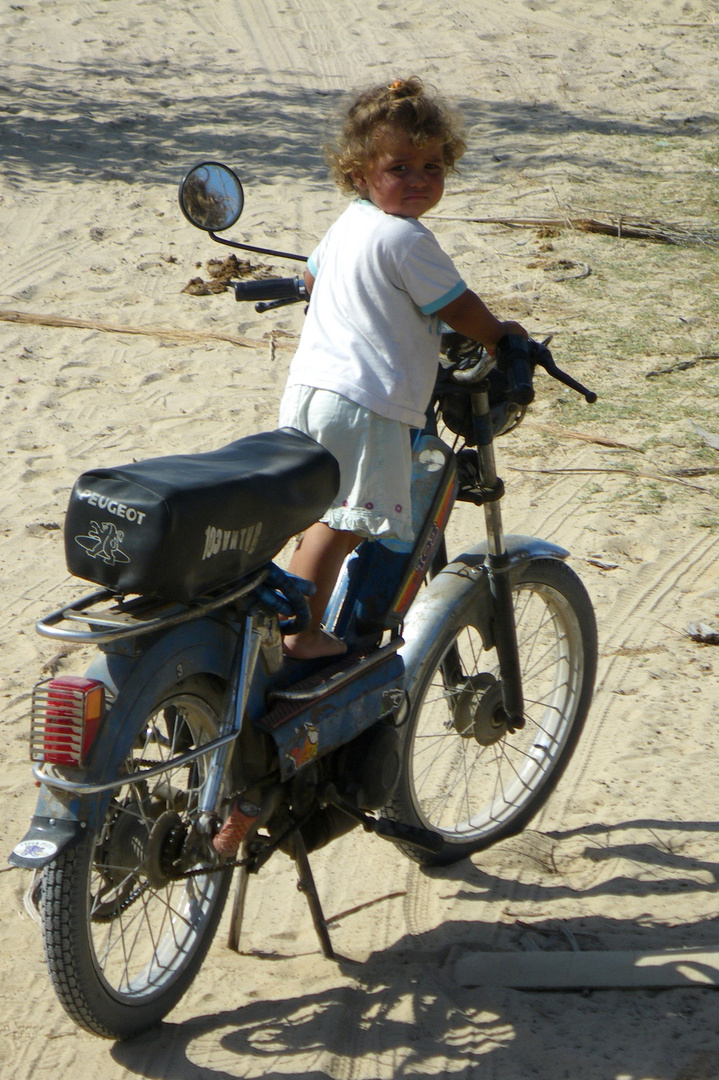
260;641;402;730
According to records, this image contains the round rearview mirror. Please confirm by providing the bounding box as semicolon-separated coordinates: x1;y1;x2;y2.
178;162;244;232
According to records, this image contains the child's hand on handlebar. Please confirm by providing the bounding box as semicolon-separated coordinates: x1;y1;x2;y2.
499;319;529;340
438;290;528;356
486;320;529;357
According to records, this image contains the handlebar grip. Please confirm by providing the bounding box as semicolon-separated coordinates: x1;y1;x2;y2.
496;334;535;407
233;277;306;303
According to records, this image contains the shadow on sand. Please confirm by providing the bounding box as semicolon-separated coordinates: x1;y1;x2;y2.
111;814;719;1080
2;63;716;191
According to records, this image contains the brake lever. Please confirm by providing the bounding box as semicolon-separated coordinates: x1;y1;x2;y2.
255;296;305;313
530;340;597;403
448;352;496;384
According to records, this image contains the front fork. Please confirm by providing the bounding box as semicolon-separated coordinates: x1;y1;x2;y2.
471;387;524;728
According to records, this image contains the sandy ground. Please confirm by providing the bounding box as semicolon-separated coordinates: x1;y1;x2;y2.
2;1;719;1076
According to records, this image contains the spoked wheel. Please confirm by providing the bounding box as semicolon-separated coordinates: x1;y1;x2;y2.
41;676;233;1039
388;558;597;865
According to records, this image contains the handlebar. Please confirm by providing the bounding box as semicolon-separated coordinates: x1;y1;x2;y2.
439;333;596;404
233;276;308;309
235;278;596;405
496;334;535;407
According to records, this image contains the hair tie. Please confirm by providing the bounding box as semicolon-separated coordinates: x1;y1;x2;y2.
388;79;405;95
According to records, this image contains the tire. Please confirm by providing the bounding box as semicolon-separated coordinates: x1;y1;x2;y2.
41;676;233;1039
388;558;597;866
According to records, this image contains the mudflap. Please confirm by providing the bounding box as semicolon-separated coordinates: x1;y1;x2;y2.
10;813;88;869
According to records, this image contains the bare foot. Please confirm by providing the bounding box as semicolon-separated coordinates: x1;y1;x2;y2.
282;627;348;661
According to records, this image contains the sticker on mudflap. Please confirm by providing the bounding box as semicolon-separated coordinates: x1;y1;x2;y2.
13;838;59;861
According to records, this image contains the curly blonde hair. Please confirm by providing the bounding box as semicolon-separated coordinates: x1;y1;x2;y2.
327;77;466;195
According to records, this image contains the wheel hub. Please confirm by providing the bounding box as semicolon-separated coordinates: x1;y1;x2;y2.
103;806;150;886
451;674;508;746
144;811;188;888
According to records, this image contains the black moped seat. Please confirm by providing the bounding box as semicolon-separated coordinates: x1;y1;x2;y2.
64;428;339;602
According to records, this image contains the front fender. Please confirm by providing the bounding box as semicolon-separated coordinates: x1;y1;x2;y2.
9;615;239;869
399;535;569;700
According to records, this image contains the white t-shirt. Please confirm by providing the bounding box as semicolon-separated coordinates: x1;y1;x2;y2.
284;199;466;429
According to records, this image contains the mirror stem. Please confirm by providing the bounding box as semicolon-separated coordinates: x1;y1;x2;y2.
209;233;308;263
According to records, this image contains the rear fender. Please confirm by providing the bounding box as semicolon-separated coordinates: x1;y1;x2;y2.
9;617;238;868
85;615;238;781
399;535;569;698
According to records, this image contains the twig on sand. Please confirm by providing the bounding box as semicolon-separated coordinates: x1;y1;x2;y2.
671;466;719;477
0;308;290;350
508;465;715;495
646;355;719;377
524;421;644;452
432;213;719;247
40;644;80;676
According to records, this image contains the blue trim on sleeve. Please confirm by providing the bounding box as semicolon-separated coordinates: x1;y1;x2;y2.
307;255;319;276
420;279;467;315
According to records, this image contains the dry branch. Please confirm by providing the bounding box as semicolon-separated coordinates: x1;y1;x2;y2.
509;465;715;495
0;308;279;350
433;213;719;247
647;355;719;377
524;421;644;452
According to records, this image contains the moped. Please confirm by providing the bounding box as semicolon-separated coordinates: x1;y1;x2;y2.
10;162;598;1040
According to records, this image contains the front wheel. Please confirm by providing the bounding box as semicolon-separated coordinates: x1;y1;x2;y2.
388;558;597;865
41;676;233;1039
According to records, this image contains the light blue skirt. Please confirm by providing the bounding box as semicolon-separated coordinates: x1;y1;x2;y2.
279;384;415;542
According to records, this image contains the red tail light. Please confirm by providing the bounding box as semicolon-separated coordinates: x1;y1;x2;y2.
30;676;105;766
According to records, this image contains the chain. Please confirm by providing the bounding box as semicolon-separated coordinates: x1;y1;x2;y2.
180;855;249;878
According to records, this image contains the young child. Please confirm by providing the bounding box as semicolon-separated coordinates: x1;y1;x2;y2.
279;76;527;660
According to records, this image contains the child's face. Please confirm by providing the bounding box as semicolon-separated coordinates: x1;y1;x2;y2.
352;128;446;219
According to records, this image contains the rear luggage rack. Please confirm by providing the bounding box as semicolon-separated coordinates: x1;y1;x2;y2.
36;569;269;645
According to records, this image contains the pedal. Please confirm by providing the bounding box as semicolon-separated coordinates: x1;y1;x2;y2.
212;800;260;859
325;788;444;855
372;817;445;855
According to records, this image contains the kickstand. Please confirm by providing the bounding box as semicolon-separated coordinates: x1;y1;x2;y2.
289;831;335;960
227;848;250;952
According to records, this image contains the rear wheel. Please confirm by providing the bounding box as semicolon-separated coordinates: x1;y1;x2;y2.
388;559;596;865
41;676;233;1039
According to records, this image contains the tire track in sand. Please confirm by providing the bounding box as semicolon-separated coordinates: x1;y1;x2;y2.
498;441;719;833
